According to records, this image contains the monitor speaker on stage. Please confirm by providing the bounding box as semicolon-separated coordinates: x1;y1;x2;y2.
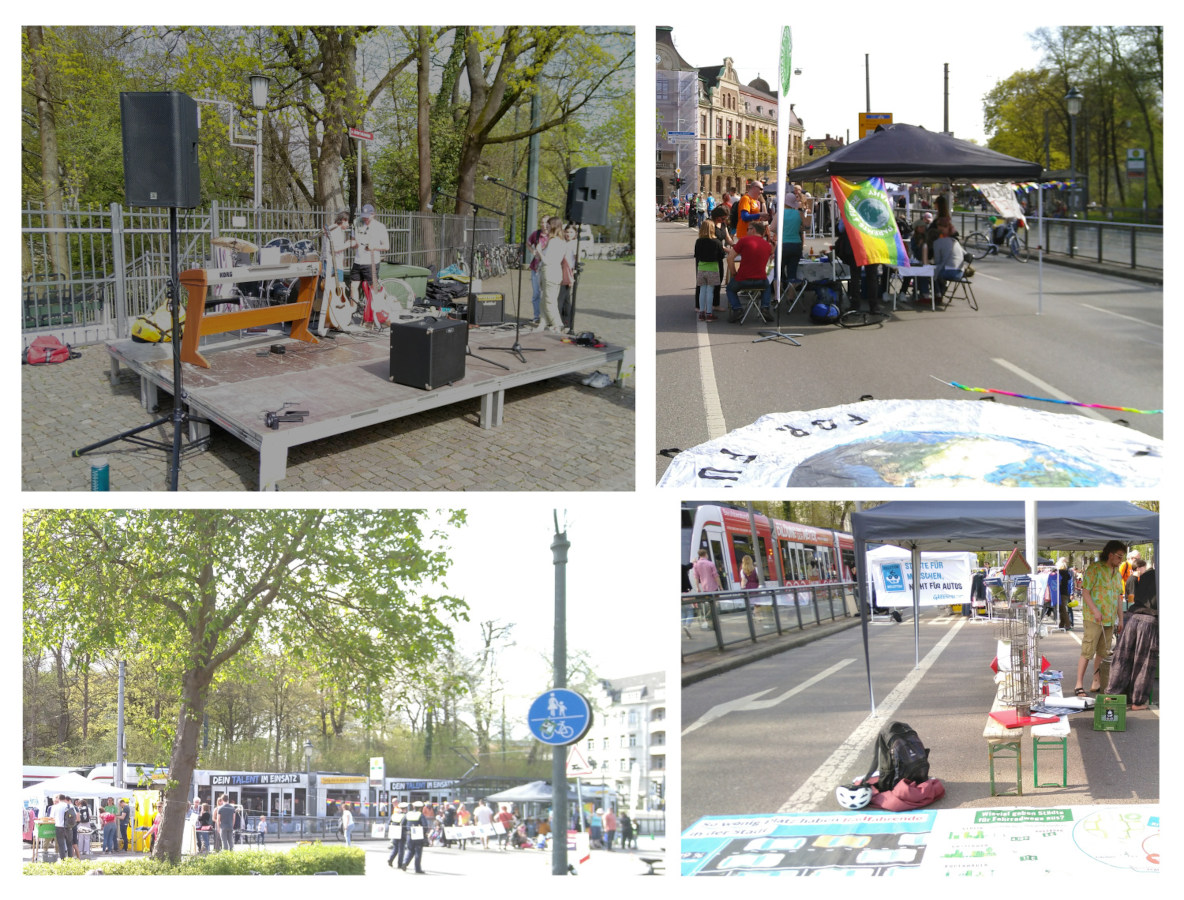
390;318;467;390
565;165;612;226
120;91;202;208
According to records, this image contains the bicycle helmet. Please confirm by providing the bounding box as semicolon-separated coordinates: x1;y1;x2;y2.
835;783;873;810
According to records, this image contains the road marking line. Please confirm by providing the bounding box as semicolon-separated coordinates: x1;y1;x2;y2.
683;659;855;736
697;323;728;439
990;357;1109;422
777;618;966;813
1079;302;1162;329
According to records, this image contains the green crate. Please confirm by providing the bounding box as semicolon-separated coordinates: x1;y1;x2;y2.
1093;693;1127;732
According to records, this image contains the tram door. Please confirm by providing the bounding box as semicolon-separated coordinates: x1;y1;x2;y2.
269;787;294;816
699;525;727;588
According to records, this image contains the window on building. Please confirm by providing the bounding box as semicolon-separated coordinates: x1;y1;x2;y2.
628;710;639;726
620;735;628;748
620;759;628;772
602;738;609;750
651;731;666;746
651;707;665;722
656;77;669;102
701;113;706;132
587;739;595;751
629;734;637;747
650;755;666;770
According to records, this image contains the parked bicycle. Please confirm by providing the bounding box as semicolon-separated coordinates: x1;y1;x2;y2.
963;218;1029;262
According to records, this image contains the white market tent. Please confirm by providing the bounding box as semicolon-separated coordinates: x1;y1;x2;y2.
848;501;1158;713
21;771;136;803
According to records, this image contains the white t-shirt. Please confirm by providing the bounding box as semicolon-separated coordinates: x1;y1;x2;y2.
353;218;389;266
475;804;494;826
540;237;570;285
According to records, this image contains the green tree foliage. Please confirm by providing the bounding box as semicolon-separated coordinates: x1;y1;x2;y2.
984;26;1162;212
23;509;467;863
22;25;634;226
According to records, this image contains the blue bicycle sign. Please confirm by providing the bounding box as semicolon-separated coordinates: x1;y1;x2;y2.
527;689;593;746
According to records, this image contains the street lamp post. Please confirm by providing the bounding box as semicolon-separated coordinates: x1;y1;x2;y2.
1064;86;1083;216
303;739;314;833
249;74;271;227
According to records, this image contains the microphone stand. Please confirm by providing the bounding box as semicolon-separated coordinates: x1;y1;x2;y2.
433;188;508;371
479;176;560;363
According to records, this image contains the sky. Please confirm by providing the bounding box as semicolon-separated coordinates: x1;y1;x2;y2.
665;22;1059;147
429;502;665;731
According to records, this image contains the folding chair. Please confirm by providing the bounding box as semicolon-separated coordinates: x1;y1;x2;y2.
942;260;978;311
737;282;771;324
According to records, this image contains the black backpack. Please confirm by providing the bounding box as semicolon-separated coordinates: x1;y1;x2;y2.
863;721;930;790
728;201;740;234
63;804;78;828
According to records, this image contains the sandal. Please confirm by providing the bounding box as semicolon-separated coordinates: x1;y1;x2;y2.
1074;688;1087;697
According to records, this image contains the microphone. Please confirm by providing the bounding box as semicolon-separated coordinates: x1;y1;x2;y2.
484;175;503;183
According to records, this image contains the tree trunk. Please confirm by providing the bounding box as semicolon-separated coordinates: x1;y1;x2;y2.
153;667;213;863
416;27;432;212
26;26;71;276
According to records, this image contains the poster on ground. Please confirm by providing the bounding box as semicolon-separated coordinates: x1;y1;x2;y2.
682;805;1159;876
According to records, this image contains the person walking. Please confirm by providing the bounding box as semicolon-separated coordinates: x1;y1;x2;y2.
387;801;406;868
474;799;494;849
620;812;635;849
603;807;617;851
400;801;427;873
340;803;354;846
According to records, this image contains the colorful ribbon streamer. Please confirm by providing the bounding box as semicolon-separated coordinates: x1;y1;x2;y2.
932;377;1161;415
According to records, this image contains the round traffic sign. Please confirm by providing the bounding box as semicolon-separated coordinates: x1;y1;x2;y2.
527;689;593;746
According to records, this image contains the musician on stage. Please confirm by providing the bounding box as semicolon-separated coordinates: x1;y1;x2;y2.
325;209;355;283
349;204;389;303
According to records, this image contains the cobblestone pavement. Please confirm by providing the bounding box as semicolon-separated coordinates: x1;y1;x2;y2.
23;260;635;492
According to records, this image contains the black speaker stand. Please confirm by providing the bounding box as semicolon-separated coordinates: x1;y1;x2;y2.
74;207;209;490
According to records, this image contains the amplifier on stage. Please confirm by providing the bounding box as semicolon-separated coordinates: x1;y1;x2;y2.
470;292;505;326
390;318;466;390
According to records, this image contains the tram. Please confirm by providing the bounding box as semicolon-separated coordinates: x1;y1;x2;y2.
683;504;855;591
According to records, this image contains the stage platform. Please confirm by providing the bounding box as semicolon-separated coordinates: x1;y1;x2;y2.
105;324;624;490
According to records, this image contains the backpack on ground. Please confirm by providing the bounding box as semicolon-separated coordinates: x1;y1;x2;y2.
23;334;80;364
863;721;930;791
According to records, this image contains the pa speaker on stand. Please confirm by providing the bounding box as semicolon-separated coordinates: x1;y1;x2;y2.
562;165;612;334
73;91;206;491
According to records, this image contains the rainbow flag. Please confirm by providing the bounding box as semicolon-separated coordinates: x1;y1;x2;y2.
831;176;908;266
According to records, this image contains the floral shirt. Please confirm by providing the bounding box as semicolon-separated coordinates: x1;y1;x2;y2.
1083;560;1122;625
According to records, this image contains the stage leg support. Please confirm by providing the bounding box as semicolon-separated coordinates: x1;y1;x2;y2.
479;389;504;429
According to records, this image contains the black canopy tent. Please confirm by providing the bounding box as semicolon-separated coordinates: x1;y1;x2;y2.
847;501;1158;713
784;123;1048;312
786;123;1043;182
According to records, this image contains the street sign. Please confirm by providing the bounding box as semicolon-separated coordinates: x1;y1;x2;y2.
349;127;374;141
666;130;695;136
858;112;893;140
1127;148;1146;178
675;167;682;176
566;746;595;777
527;689;593;746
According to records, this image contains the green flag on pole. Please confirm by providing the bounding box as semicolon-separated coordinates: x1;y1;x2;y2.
780;27;793;95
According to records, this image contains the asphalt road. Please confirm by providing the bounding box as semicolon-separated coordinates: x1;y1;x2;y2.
681;608;1158;831
655;222;1163;480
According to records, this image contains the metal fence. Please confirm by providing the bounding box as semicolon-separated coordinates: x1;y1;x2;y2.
21;201;506;347
681;582;857;659
952;212;1162;273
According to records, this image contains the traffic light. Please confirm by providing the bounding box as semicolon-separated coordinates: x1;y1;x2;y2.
727;132;733;146
808;142;815;156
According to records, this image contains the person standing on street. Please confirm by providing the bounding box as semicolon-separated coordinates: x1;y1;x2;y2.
603;807;617;851
474;798;494;849
340;803;354;846
1075;540;1126;697
216;794;236;852
387;801;406;868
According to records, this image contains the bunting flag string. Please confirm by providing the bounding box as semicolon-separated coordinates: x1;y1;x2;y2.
932;376;1161;415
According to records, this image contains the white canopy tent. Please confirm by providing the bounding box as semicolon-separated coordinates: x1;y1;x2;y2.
22;771;136;803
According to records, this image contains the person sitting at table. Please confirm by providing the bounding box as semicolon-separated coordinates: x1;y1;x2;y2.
778;185;809;286
724;221;773;322
910;213;933;300
931;221;966;302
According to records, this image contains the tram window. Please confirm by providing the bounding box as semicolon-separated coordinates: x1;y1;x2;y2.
757;537;770;577
731;535;753;575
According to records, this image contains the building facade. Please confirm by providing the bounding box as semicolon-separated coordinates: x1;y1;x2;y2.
578;671;666;813
657;26;806;202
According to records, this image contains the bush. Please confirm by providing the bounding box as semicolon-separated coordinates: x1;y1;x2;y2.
23;843;365;875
